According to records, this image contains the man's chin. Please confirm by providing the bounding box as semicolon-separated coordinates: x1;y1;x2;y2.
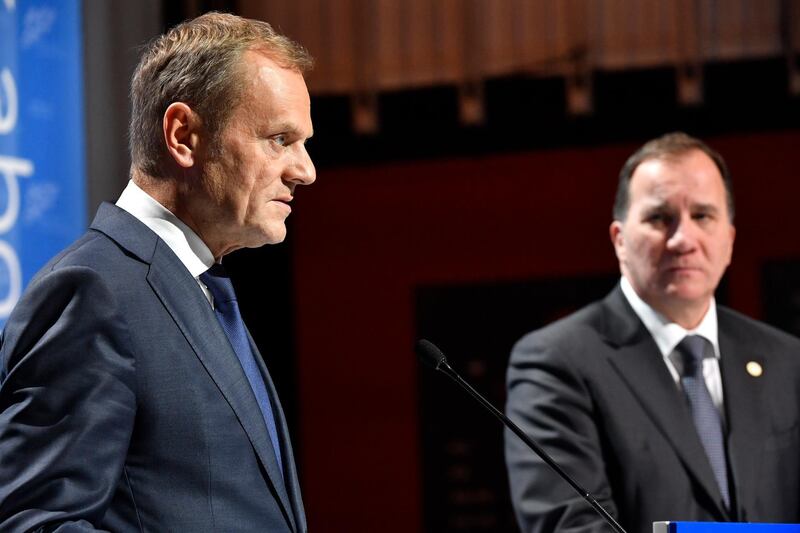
663;285;712;305
246;225;287;248
262;231;287;246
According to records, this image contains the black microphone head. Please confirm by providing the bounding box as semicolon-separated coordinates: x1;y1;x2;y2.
416;339;448;370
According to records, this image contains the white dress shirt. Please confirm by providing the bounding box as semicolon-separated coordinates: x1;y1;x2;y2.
115;180;216;304
620;276;725;412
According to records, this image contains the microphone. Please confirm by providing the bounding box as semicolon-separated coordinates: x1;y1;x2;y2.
415;339;627;533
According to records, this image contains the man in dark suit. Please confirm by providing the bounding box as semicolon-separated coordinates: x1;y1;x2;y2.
505;133;800;532
0;13;315;532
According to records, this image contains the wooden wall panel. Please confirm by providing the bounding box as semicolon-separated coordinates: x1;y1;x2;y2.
239;0;788;95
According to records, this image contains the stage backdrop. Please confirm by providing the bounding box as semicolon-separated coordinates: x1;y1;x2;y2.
0;0;85;327
292;131;800;533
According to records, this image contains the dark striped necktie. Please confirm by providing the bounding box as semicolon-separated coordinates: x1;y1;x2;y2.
675;335;729;509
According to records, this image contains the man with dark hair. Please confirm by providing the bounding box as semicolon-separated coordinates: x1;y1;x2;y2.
0;13;315;532
505;132;800;532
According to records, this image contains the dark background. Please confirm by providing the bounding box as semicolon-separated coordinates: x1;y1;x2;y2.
158;3;800;532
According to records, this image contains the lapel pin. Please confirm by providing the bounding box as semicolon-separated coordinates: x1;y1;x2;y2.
746;361;763;377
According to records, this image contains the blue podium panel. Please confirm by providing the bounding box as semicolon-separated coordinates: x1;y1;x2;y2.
0;1;86;327
654;523;800;533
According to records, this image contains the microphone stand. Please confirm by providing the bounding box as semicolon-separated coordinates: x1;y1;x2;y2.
418;340;627;533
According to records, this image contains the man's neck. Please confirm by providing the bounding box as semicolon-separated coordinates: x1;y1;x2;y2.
131;170;178;212
655;301;710;330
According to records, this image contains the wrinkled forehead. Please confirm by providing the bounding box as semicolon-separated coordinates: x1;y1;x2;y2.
238;49;306;88
628;151;730;211
634;150;723;191
233;50;312;121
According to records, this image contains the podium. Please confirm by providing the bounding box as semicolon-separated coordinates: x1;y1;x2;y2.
654;523;800;533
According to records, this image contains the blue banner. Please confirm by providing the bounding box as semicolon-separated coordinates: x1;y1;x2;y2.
0;0;85;326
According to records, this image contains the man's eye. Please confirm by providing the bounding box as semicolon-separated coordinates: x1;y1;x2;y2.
272;134;287;146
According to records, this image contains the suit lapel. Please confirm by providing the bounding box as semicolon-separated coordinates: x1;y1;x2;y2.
247;332;306;532
601;288;731;518
147;241;297;532
91;205;297;532
718;318;766;519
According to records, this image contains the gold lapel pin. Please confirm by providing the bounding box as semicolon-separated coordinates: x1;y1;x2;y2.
746;361;763;377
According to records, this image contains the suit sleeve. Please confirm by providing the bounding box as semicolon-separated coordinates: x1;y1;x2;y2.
505;329;618;533
0;266;137;532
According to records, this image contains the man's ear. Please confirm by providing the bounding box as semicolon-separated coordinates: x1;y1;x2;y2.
724;224;736;267
163;102;201;168
610;220;625;262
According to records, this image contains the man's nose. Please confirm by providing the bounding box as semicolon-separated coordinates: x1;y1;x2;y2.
286;144;316;186
666;214;697;252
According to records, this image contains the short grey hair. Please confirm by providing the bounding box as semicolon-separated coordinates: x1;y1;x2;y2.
129;12;313;178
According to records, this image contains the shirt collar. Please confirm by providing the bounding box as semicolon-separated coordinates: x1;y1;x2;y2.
619;275;720;359
115;180;215;277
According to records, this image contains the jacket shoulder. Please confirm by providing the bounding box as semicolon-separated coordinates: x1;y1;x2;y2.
718;305;800;350
511;298;610;359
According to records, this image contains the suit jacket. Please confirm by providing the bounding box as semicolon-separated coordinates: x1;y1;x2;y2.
505;285;800;533
0;203;306;532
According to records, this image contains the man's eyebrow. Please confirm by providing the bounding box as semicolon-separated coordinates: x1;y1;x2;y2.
268;121;295;133
692;202;719;212
641;200;671;212
269;122;313;139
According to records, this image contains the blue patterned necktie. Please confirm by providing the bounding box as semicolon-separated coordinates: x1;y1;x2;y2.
676;335;729;508
200;263;283;476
